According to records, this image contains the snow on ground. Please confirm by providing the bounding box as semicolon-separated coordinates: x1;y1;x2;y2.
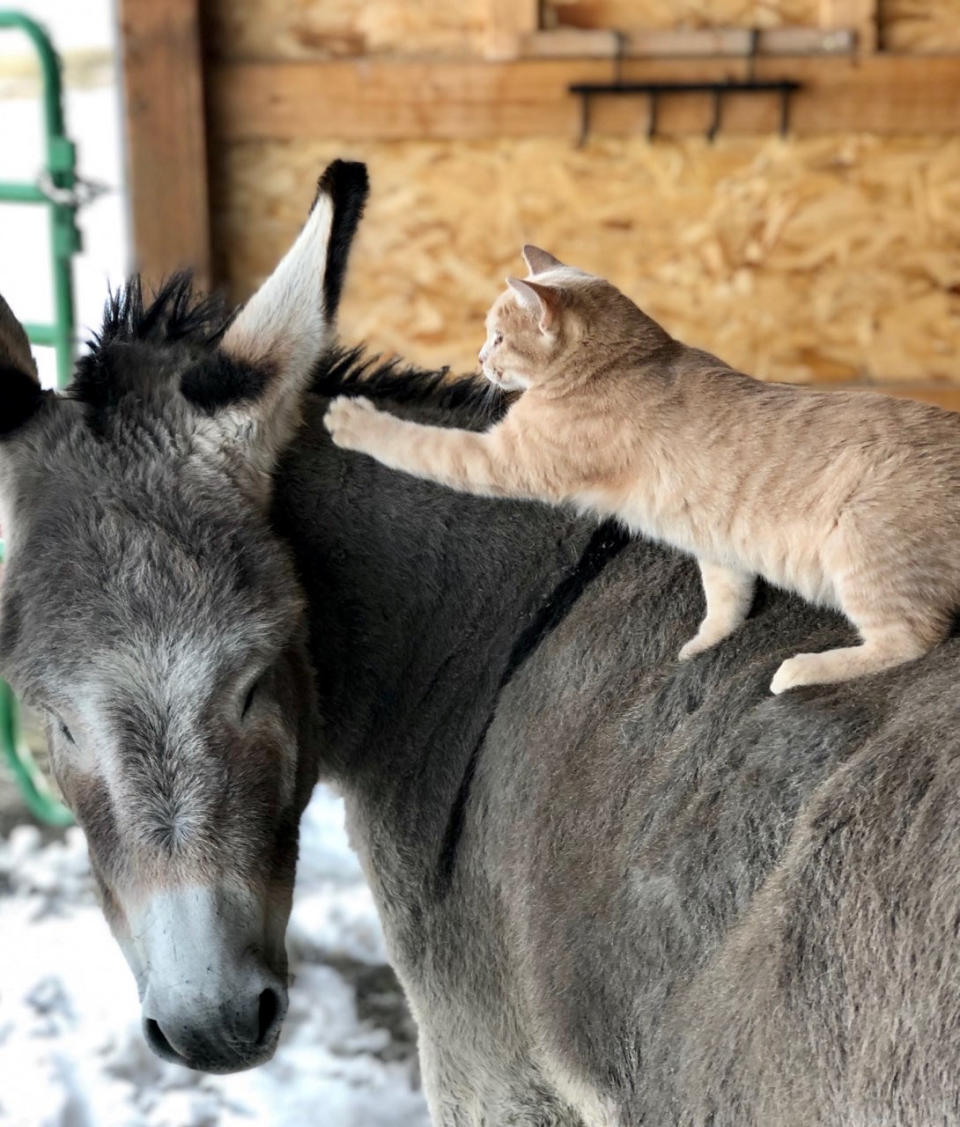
0;786;430;1127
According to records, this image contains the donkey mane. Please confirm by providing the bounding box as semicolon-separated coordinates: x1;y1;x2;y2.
74;272;505;427
70;273;239;414
312;347;509;427
94;272;234;353
71;268;507;430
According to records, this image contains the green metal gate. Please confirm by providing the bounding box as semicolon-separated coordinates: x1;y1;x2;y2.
0;10;88;825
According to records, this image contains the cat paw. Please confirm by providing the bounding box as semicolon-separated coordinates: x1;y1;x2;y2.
770;653;823;695
678;635;714;661
324;396;380;451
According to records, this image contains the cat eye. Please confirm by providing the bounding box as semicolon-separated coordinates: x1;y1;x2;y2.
57;718;75;745
493;331;503;346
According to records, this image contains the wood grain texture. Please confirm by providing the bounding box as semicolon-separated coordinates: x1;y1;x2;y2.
119;0;211;288
880;0;960;52
486;0;542;58
207;56;960;142
211;135;960;383
201;0;489;61
519;26;857;57
546;0;822;30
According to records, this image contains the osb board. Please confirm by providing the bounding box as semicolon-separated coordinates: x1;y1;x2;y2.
202;0;488;60
547;0;821;30
203;0;960;58
211;136;960;385
881;0;960;51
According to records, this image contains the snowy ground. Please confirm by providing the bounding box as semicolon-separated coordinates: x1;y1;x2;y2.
0;788;429;1127
0;4;429;1124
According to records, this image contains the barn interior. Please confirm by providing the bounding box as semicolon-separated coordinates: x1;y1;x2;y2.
123;0;960;400
0;0;958;1123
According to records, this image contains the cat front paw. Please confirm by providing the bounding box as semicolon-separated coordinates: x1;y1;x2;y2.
679;634;714;661
770;653;822;694
324;395;381;452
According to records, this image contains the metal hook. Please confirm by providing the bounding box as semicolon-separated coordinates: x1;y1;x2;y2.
706;88;723;143
569;80;800;146
576;90;591;148
647;90;659;140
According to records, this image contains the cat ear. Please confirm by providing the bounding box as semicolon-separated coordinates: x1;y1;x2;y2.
507;277;560;333
521;245;562;275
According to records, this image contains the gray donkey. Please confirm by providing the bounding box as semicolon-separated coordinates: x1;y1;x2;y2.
2;159;959;1125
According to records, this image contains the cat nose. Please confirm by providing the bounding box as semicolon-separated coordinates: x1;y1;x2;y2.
478;347;488;364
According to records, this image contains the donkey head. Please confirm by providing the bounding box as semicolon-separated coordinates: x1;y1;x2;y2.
0;161;368;1073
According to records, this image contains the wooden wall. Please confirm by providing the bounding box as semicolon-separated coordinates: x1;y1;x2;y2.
548;0;960;46
215;136;960;395
203;0;489;59
122;0;960;404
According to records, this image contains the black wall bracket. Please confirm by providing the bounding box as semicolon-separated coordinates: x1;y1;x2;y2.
569;77;802;145
567;29;803;146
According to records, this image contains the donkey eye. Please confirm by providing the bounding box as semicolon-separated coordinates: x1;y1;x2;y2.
241;680;259;720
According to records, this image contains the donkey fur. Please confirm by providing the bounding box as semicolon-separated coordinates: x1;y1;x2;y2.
0;162;957;1120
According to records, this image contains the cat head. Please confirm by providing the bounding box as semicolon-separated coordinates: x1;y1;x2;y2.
478;246;665;393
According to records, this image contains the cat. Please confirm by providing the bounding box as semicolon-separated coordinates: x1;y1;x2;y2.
324;244;960;694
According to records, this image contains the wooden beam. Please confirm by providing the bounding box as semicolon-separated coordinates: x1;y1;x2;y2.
546;0;874;41
486;0;541;60
119;0;210;289
519;27;858;58
208;56;960;143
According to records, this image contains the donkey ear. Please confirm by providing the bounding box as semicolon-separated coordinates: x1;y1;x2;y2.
521;244;562;276
506;277;561;333
0;293;45;438
217;159;368;467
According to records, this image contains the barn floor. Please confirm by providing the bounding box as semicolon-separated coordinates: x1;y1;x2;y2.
0;785;430;1127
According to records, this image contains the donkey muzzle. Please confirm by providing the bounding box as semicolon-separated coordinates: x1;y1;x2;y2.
142;970;288;1073
130;884;289;1072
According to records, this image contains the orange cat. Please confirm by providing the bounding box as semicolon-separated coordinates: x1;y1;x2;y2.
325;246;960;693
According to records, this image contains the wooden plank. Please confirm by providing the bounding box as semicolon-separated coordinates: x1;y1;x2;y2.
486;0;541;59
118;0;210;289
520;26;857;58
548;0;820;32
822;0;877;53
208;56;960;142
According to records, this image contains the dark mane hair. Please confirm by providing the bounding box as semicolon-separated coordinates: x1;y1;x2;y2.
71;272;506;427
91;272;235;355
71;274;237;411
312;347;509;428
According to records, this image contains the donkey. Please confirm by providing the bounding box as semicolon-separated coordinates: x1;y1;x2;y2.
2;159;960;1124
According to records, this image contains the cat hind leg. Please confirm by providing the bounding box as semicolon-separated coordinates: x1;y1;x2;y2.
770;614;949;695
679;562;755;661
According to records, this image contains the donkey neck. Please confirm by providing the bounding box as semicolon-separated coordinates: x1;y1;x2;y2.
273;394;604;897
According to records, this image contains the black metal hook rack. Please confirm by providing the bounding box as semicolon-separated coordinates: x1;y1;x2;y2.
569;78;802;144
568;29;803;145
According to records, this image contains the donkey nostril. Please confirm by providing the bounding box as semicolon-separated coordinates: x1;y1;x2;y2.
256;988;281;1045
143;1017;179;1062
